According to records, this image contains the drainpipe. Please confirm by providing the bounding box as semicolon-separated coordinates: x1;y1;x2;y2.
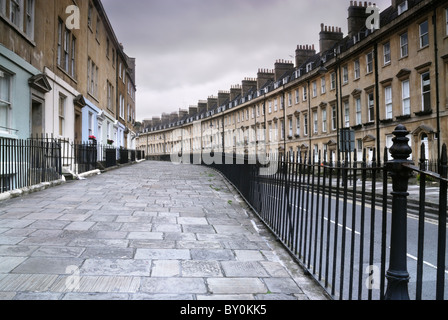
433;7;441;169
374;43;381;164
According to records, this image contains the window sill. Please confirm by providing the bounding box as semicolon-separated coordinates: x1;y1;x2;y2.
415;109;432;117
56;66;78;84
0;15;36;47
380;119;394;124
418;45;429;52
396;114;411;121
0;132;19;139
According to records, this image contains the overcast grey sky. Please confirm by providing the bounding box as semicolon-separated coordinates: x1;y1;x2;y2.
102;0;391;121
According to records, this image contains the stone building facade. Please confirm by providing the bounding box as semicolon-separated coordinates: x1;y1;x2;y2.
138;0;448;167
0;0;137;147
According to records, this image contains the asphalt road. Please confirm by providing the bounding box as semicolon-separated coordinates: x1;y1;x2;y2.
253;181;448;300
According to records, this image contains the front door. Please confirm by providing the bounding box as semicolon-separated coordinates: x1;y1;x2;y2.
31;101;43;137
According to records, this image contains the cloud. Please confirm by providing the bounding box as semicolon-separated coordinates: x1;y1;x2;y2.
102;0;393;120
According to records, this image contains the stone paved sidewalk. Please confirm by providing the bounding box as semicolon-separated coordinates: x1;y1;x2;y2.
0;161;329;300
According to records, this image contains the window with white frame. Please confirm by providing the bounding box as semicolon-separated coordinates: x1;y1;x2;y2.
402;79;411;115
303;85;308;101
274;122;278;141
58;95;66;137
385;86;393;119
398;1;408;15
419;20;429;48
296;115;300;136
0;0;5;15
330;72;336;90
322;108;327;133
107;81;113;111
10;0;23;29
306;62;313;73
71;36;76;78
64;28;70;72
421;71;431;111
400;32;408;58
304;114;308;136
280;120;285;140
313;111;318;134
446;8;448;36
25;0;34;39
366;52;374;73
356;98;362;125
295;89;299;104
368;93;375;122
96;16;100;41
268;101;272;113
344;101;350;128
0;70;12;134
88;112;94;137
354;59;360;79
88;2;93;28
119;94;125;119
321;77;326;94
343;65;349;84
384;42;391;65
57;19;63;69
87;58;98;97
288;92;292;107
274;99;278;112
331;106;336;131
312;81;317;98
289;118;293;137
58;19;76;77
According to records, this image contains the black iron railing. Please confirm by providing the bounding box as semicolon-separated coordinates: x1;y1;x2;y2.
0;137;62;193
1;137;144;194
200;125;448;300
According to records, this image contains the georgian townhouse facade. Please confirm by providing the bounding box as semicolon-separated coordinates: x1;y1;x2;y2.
0;0;136;146
138;0;448;166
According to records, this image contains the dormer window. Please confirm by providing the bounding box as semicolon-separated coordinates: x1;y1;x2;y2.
398;1;408;15
306;62;313;73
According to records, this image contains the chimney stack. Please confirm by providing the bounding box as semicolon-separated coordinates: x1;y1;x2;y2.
198;100;207;114
207;96;218;111
230;85;242;101
348;1;375;37
169;112;179;123
257;69;274;91
152;117;161;127
274;60;294;82
295;45;316;68
217;91;230;107
242;78;257;97
178;109;189;119
319;23;344;53
189;105;198;116
161;113;170;125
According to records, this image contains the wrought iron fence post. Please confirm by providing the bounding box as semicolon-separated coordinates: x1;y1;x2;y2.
385;124;412;300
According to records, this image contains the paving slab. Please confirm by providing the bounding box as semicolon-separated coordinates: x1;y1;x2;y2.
0;161;329;300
